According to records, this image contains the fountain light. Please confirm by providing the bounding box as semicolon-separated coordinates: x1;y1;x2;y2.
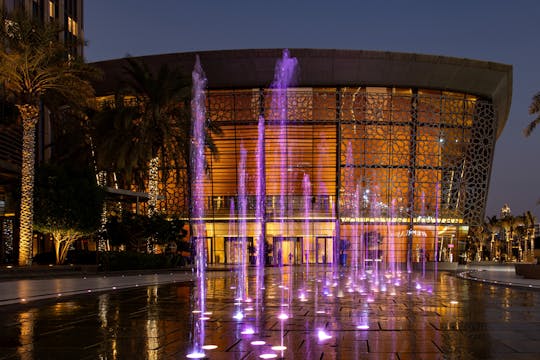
271;345;287;351
251;340;266;346
450;300;459;305
186;351;206;359
278;313;289;320
260;354;278;359
199;316;210;321
233;311;244;320
241;327;255;335
356;324;370;330
317;329;332;341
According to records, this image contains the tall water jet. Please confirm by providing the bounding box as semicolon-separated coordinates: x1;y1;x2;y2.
187;55;208;359
352;183;361;284
270;49;298;356
387;199;397;277
228;199;236;265
273;49;297;250
302;173;311;284
255;115;266;333
271;48;297;290
238;145;248;303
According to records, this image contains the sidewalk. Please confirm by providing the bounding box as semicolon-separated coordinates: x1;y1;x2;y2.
0;267;196;306
457;263;540;290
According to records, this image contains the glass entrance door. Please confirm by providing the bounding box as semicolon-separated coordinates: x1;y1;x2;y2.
315;236;333;264
224;237;254;264
272;237;302;265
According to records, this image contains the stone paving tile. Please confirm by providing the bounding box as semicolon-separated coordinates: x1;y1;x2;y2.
0;268;539;359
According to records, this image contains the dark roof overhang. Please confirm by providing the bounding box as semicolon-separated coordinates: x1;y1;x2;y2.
92;49;512;138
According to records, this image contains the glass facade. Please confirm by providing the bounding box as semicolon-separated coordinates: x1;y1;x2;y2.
156;86;496;267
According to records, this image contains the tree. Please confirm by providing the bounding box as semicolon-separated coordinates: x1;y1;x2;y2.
105;212;187;252
92;58;221;217
0;11;97;265
33;164;104;264
524;92;540;137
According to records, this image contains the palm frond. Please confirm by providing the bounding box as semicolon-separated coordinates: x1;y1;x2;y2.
524;116;540;137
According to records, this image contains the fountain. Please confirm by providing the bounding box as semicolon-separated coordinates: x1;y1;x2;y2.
186;49;437;359
186;55;208;359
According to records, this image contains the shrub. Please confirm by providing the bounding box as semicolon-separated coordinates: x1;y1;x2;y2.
99;251;187;271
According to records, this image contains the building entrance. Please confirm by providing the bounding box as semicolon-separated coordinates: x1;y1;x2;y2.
315;236;333;264
224;237;254;264
272;237;302;265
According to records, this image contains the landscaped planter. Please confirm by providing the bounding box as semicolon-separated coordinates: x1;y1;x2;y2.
514;263;540;279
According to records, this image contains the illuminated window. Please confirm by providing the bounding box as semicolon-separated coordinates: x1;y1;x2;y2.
49;1;55;18
67;16;78;36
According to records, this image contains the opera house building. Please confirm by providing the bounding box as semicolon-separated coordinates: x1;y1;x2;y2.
93;49;512;267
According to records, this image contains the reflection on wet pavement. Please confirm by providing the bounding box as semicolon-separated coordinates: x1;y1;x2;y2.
0;267;540;359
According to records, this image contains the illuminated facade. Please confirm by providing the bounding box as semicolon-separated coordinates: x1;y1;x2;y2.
94;49;512;266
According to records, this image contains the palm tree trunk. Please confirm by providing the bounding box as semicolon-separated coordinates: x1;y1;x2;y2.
17;104;39;266
147;156;159;216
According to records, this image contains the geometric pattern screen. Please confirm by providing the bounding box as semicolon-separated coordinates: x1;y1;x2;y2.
160;87;496;227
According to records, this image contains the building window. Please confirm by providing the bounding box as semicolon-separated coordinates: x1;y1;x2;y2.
67;16;78;36
49;0;55;18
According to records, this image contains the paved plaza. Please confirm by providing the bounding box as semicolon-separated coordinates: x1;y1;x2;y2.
0;266;539;359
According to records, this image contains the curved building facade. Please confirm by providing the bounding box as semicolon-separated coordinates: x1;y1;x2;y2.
93;49;512;266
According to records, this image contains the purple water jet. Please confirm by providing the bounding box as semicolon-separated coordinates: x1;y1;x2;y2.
188;55;208;358
238;145;248;302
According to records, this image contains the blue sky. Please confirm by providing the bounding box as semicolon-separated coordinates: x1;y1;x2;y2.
84;0;540;219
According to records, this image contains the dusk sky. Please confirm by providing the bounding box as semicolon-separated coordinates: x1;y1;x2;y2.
85;0;540;220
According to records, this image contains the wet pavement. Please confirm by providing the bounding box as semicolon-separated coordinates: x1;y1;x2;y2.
0;266;539;359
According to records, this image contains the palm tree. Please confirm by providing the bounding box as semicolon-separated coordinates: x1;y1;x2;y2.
0;11;97;265
92;58;221;217
121;58;192;216
524;91;540;137
523;211;536;261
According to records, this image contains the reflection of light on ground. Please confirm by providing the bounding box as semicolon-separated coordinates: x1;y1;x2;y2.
201;345;218;350
18;309;37;360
